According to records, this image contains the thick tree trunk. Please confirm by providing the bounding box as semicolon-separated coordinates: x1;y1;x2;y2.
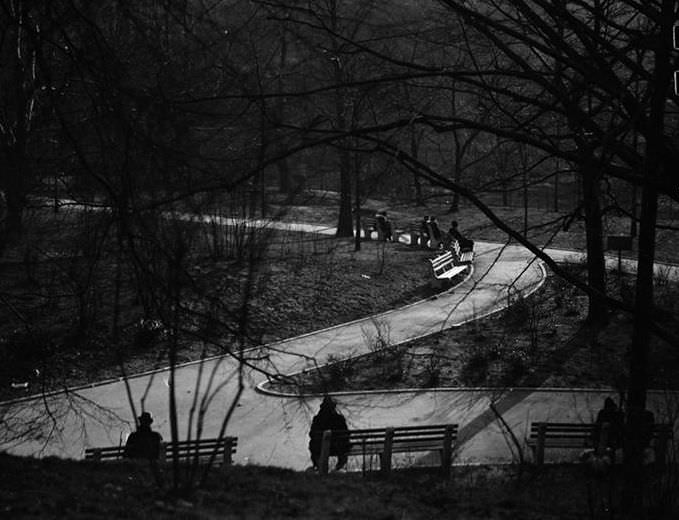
581;160;608;326
622;183;657;517
621;4;672;515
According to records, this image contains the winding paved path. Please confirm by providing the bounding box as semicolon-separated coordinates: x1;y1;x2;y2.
1;224;677;470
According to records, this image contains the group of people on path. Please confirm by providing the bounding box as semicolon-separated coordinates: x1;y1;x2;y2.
419;216;474;252
360;209;473;252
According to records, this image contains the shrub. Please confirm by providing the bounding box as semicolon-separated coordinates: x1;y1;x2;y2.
0;329;54;384
460;350;490;386
132;318;166;351
317;354;354;392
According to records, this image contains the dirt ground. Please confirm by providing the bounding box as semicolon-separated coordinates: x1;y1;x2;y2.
2;192;678;401
4;452;667;519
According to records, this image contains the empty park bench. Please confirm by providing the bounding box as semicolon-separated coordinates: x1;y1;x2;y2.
84;436;238;467
430;250;469;284
317;423;457;476
451;239;474;264
526;422;673;466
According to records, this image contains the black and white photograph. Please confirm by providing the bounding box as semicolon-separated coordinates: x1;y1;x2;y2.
1;1;678;518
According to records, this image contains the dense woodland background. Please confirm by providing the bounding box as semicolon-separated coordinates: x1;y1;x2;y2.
1;1;678;517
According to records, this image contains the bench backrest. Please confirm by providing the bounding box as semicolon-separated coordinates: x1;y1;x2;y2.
332;424;457;454
529;422;673;440
85;436;237;464
430;251;454;276
318;424;457;475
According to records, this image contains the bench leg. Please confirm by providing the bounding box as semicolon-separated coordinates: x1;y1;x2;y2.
536;424;546;465
380;428;394;475
441;426;454;478
223;438;233;467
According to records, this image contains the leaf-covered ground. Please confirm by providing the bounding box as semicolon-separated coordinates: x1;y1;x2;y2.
1;453;643;519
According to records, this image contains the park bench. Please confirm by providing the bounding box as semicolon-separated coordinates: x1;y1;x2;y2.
398;221;424;247
526;422;673;466
84;436;238;467
353;208;380;240
430;250;468;283
317;423;457;476
451;239;474;264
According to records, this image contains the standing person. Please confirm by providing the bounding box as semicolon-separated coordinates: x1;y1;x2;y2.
308;396;350;471
428;217;442;249
124;412;163;461
376;211;393;241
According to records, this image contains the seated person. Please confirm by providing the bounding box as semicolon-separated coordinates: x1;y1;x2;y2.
448;220;474;251
592;397;624;454
308;396;350;471
124;412;163;461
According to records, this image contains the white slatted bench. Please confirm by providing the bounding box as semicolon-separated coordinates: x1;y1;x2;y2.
84;436;237;467
430;251;468;283
526;422;673;465
318;424;457;476
452;239;474;264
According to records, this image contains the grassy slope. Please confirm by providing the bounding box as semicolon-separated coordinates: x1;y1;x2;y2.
1;453;595;519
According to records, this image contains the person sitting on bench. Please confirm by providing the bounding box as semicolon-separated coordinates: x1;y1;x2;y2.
308;396;350;471
448;220;474;251
592;397;624;454
124;412;163;461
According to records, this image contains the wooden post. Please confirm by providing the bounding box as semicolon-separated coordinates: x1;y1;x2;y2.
381;428;394;475
536;424;546;465
92;449;102;461
441;425;454;477
223;438;233;466
319;430;332;476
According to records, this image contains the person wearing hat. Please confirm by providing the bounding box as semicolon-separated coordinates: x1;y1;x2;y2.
124;411;163;460
308;396;350;471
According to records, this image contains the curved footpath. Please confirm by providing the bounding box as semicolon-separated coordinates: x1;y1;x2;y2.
1;226;677;471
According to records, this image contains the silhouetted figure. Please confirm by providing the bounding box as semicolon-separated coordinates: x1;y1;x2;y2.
448;220;474;251
124;412;163;461
419;216;430;247
375;211;393;241
309;396;350;471
428;217;442;249
592;397;624;452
